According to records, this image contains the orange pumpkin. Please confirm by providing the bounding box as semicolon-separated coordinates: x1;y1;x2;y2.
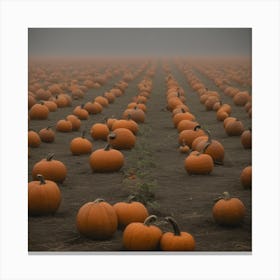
56;119;72;132
90;123;110;140
89;143;124;172
70;131;92;155
76;198;118;240
240;166;252;188
66;115;81;131
241;129;252;149
28;174;61;216
28;130;41;147
29;103;49;120
160;217;195;251
38;127;55;143
111;118;139;135
107;128;136;150
184;151;214;175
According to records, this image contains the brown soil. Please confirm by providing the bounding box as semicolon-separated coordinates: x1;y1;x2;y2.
28;61;251;252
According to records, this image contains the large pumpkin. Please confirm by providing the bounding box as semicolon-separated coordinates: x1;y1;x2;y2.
28;174;61;216
89;143;124;172
90;123;110;140
76;198;118;240
184;151;214;175
160;217;195;251
113;199;149;228
107;128;136;150
29;103;49;120
212;192;246;226
32;153;67;183
123;215;162;250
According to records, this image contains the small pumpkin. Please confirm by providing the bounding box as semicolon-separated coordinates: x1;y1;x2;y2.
241;129;252;149
32;153;67;183
76;198;118;240
107;128;136;150
212;192;246;226
90;123;110;140
184;150;214;175
160;217;195;251
111;116;139;134
225;119;245;136
28;174;61;216
216;109;229;121
39;126;55;143
172;109;196;127
84;101;103;114
179;125;206;146
113;197;149;228
89;143;124;172
70;131;92;155
66;115;81;131
95;96;109;107
28;130;41;147
177;120;199;133
179;141;190;154
240;166;252;189
123;215;163;250
56;119;73;132
122;107;145;123
73;105;89;120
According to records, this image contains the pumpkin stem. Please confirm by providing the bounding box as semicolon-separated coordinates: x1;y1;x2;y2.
165;216;181;236
144;215;158;226
205;129;212;143
194;125;201;131
37;174;46;185
104;143;111;151
127;195;136;203
222;191;231;200
80;104;84;109
93;198;105;203
108;132;117;140
46;153;55;161
202;142;211;154
127;114;132;120
181;108;186;113
81;130;86;138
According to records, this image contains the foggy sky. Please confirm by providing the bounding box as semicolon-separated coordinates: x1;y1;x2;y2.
28;28;251;58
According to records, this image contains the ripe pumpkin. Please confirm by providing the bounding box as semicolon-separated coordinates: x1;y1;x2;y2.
123;215;162;250
179;142;190;154
240;166;252;189
160;217;195;251
177;120;199;133
42;100;58;112
70;131;92;155
73;105;89;120
123;107;145;123
172;109;196;127
216;109;229;121
233;91;250;106
66;115;81;131
184;151;214;175
29;103;49;120
225;119;245;136
28;130;41;147
28;174;61;216
32;153;67;183
241;129;252;149
39;126;55;143
107;128;136;150
56;119;73;132
194;130;225;164
90;123;110;140
89;143;124;172
111;117;139;135
76;198;118;240
113;199;149;228
212;192;246;226
84;101;103;114
95;96;109;107
178;125;206;146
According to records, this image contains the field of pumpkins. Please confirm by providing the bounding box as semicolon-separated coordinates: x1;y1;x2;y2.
28;57;252;251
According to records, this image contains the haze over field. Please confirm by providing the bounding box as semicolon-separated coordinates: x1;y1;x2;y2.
28;28;251;58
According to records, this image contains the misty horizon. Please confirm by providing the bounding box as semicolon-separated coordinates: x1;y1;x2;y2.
28;28;252;58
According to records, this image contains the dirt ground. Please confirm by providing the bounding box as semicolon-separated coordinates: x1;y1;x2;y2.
28;60;251;252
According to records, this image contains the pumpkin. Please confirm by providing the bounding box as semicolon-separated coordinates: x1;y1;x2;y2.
127;102;147;112
39;126;55;143
73;105;89;120
76;198;118;240
29;103;49;120
28;174;61;216
95;96;109;107
106;116;117;130
179;142;190;154
54;95;68;107
89;143;124;172
90;123;110;140
123;215;162;250
177;120;200;133
70;131;92;155
28;130;41;147
172;109;196;127
179;125;206;146
56;119;73;132
194;130;225;164
28;94;36;109
233;91;250;106
113;198;149;228
103;91;116;103
241;129;252;149
123;107;145;123
160;217;195;251
66;115;81;131
32;153;67;183
172;104;190;116
212;192;246;226
240;166;252;188
111;117;139;135
223;117;237;128
225;119;245;136
42;100;58;112
108;128;136;150
216;109;229;121
184;150;214;175
84;101;103;114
